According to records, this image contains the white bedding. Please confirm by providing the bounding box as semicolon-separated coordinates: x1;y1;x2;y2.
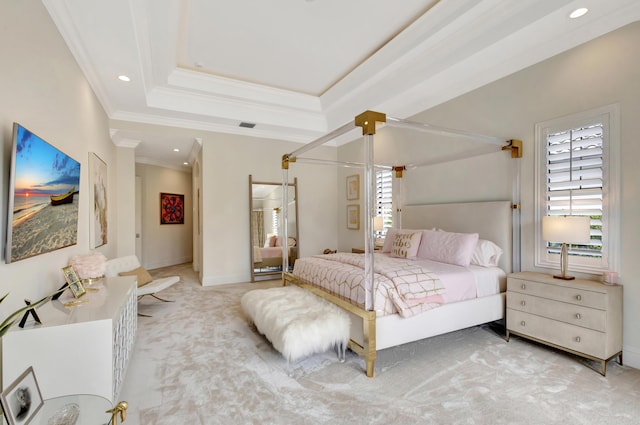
292;253;505;318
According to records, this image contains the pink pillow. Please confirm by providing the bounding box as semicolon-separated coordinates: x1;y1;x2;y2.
275;236;283;247
390;232;423;259
416;229;479;266
268;236;277;247
382;228;420;253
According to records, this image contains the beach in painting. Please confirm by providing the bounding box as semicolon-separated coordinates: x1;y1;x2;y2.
10;194;79;262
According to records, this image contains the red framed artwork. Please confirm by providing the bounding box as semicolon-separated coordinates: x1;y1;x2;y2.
160;193;184;224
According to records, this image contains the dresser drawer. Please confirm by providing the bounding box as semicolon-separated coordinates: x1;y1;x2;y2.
507;292;606;332
507;278;606;309
507;309;606;359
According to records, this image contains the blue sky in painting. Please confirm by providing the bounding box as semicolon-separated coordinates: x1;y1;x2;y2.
13;124;81;197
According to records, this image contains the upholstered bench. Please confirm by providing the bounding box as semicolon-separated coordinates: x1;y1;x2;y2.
241;285;350;366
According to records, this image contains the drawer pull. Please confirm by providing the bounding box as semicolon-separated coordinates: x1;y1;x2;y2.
521;284;526;290
575;336;581;343
520;300;526;306
575;294;582;301
575;313;581;319
520;321;526;327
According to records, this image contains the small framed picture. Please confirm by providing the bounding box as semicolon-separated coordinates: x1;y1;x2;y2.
347;204;360;230
346;174;359;200
0;366;43;425
62;265;85;298
68;280;86;298
62;265;80;285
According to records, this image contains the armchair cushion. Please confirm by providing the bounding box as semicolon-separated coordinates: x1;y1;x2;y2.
118;266;153;287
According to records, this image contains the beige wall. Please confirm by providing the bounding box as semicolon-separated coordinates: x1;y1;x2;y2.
339;22;640;368
135;163;193;269
200;133;338;285
0;2;118;316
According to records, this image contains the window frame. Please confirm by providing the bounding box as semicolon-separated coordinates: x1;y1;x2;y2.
534;104;620;275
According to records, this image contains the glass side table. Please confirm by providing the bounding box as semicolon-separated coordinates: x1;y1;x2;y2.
29;394;126;424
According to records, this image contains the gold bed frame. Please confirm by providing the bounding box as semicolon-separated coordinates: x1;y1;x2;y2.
283;272;378;377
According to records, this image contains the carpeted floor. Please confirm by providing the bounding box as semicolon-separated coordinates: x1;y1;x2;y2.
119;263;640;425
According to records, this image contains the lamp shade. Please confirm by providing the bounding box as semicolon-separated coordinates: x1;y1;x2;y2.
542;216;591;244
373;216;384;232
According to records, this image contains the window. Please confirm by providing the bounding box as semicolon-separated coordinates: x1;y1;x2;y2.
535;105;620;274
375;170;393;237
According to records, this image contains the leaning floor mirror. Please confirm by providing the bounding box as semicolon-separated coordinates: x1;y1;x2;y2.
249;175;299;282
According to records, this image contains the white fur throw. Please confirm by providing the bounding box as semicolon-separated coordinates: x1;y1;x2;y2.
241;286;350;363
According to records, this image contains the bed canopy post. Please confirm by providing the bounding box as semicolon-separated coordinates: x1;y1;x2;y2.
355;110;386;311
392;166;406;229
502;139;523;273
281;155;294;273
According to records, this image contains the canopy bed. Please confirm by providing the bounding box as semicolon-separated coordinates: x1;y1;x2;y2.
279;110;522;377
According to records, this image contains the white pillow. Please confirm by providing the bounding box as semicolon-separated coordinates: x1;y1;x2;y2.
416;229;479;267
382;228;420;253
389;231;423;259
471;239;503;267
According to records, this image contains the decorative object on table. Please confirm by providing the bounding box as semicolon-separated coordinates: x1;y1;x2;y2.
69;252;107;286
346;204;360;230
18;299;42;328
346;174;359;200
542;215;591;280
5;123;81;264
62;266;85;298
106;401;128;424
0;366;43;425
0;286;67;337
160;192;184;224
47;403;79;425
89;152;108;248
602;270;618;285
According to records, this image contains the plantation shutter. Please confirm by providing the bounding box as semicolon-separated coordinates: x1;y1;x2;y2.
375;170;393;236
546;123;603;258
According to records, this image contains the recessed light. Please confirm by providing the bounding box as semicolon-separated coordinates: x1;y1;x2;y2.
173;148;180;152
183;162;189;165
117;75;131;82
569;8;588;19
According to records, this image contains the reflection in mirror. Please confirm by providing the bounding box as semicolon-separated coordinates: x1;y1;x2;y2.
249;175;299;282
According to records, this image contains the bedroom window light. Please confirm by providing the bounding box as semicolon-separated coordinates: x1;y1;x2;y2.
534;104;620;275
375;170;393;237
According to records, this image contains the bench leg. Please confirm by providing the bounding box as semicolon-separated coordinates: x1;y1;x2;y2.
336;342;347;363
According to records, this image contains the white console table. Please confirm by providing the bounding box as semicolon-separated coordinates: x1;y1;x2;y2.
1;276;137;403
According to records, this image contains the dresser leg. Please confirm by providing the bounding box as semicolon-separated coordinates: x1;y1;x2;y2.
618;352;623;366
600;360;606;376
505;330;510;342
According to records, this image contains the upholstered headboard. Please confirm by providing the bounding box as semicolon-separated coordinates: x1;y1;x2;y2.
402;201;513;273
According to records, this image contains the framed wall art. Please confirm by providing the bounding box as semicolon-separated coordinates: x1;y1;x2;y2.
347;204;360;230
0;366;43;425
89;152;108;248
160;193;185;224
346;174;359;200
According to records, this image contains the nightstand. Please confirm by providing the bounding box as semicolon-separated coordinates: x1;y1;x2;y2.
506;271;623;376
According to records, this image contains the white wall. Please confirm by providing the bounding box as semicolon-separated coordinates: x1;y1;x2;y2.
136;163;193;269
0;2;118;316
201;133;338;285
339;22;640;368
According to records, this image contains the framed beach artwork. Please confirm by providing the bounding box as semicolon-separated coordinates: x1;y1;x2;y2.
0;366;43;425
5;123;81;263
347;204;360;230
160;193;185;224
89;152;108;248
346;174;359;200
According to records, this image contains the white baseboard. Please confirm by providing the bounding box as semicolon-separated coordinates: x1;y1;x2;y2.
623;344;640;370
144;256;192;271
202;272;250;286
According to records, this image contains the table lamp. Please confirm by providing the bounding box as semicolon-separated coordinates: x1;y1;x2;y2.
542;215;591;280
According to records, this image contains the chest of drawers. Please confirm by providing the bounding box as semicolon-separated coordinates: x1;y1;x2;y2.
506;272;622;375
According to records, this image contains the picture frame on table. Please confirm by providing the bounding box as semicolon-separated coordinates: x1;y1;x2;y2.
62;265;85;298
0;366;43;425
347;204;360;230
346;174;359;200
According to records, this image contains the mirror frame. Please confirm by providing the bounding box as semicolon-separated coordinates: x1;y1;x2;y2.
249;175;299;282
